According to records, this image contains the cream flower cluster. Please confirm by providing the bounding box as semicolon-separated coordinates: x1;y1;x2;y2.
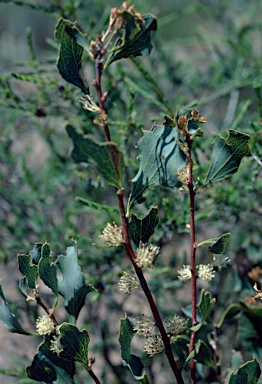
100;223;123;247
118;271;140;295
36;316;55;336
135;242;160;269
178;264;216;282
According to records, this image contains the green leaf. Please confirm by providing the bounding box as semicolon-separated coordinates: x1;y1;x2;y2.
197;233;231;254
58;323;90;366
66;125;124;189
57;240;94;322
30;242;43;265
128;124;187;210
228;359;261;384
0;283;31;335
198;289;215;323
184;340;215;368
17;254;38;291
106;13;157;68
27;336;75;383
119;316;149;382
75;197;118;213
39;242;58;296
238;305;262;358
204;129;251;185
54;18;89;94
129;206;159;246
216;304;242;328
198;290;215;323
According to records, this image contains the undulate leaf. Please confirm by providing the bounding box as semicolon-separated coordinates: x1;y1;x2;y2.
55;18;89;94
128;124;187;211
204;129;251;185
106;13;157;68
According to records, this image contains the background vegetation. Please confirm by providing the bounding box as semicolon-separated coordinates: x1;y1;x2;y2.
0;0;261;383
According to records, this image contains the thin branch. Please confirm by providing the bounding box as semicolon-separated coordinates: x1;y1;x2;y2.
35;295;59;327
117;191;184;384
86;368;101;384
186;136;197;384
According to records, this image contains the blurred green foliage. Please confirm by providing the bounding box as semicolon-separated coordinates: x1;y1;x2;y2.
0;0;261;383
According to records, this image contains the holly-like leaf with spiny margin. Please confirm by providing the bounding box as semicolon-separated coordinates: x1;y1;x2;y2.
57;241;94;322
229;359;261;384
27;336;75;383
197;233;231;254
106;13;157;68
66;125;124;189
204;129;251;185
38;242;58;296
128;124;187;210
129;206;159;246
54;18;89;94
119;316;149;382
58;323;90;366
0;283;31;335
17;253;38;299
18;254;38;290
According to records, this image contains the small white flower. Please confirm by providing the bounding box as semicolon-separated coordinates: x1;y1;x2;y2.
118;271;140;295
178;265;192;281
197;264;215;282
100;223;123;247
136;242;160;269
36;316;55;336
144;335;164;357
213;254;230;270
50;335;63;354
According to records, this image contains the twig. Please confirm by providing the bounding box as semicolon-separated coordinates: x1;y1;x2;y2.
186;136;197;384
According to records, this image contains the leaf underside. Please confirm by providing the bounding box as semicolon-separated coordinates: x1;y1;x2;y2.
204;129;251;185
129;206;159;245
128;124;187;210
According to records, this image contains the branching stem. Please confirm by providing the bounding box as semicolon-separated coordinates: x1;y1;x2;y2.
94;44;184;384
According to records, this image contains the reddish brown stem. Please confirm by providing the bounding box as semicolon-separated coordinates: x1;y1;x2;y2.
86;368;101;384
117;192;184;384
94;44;184;384
35;295;59;327
186;138;197;384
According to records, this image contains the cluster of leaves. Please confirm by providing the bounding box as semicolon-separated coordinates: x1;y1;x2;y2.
0;0;262;383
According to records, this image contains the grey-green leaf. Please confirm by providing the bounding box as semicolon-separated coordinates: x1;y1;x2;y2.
0;283;31;335
27;336;75;383
204;129;251;185
128;124;187;211
57;240;94;322
106;13;157;68
197;233;231;254
58;323;90;366
228;359;261;384
66;125;124;189
129;206;159;246
39;242;58;296
198;289;215;323
119;316;149;382
54;18;89;94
